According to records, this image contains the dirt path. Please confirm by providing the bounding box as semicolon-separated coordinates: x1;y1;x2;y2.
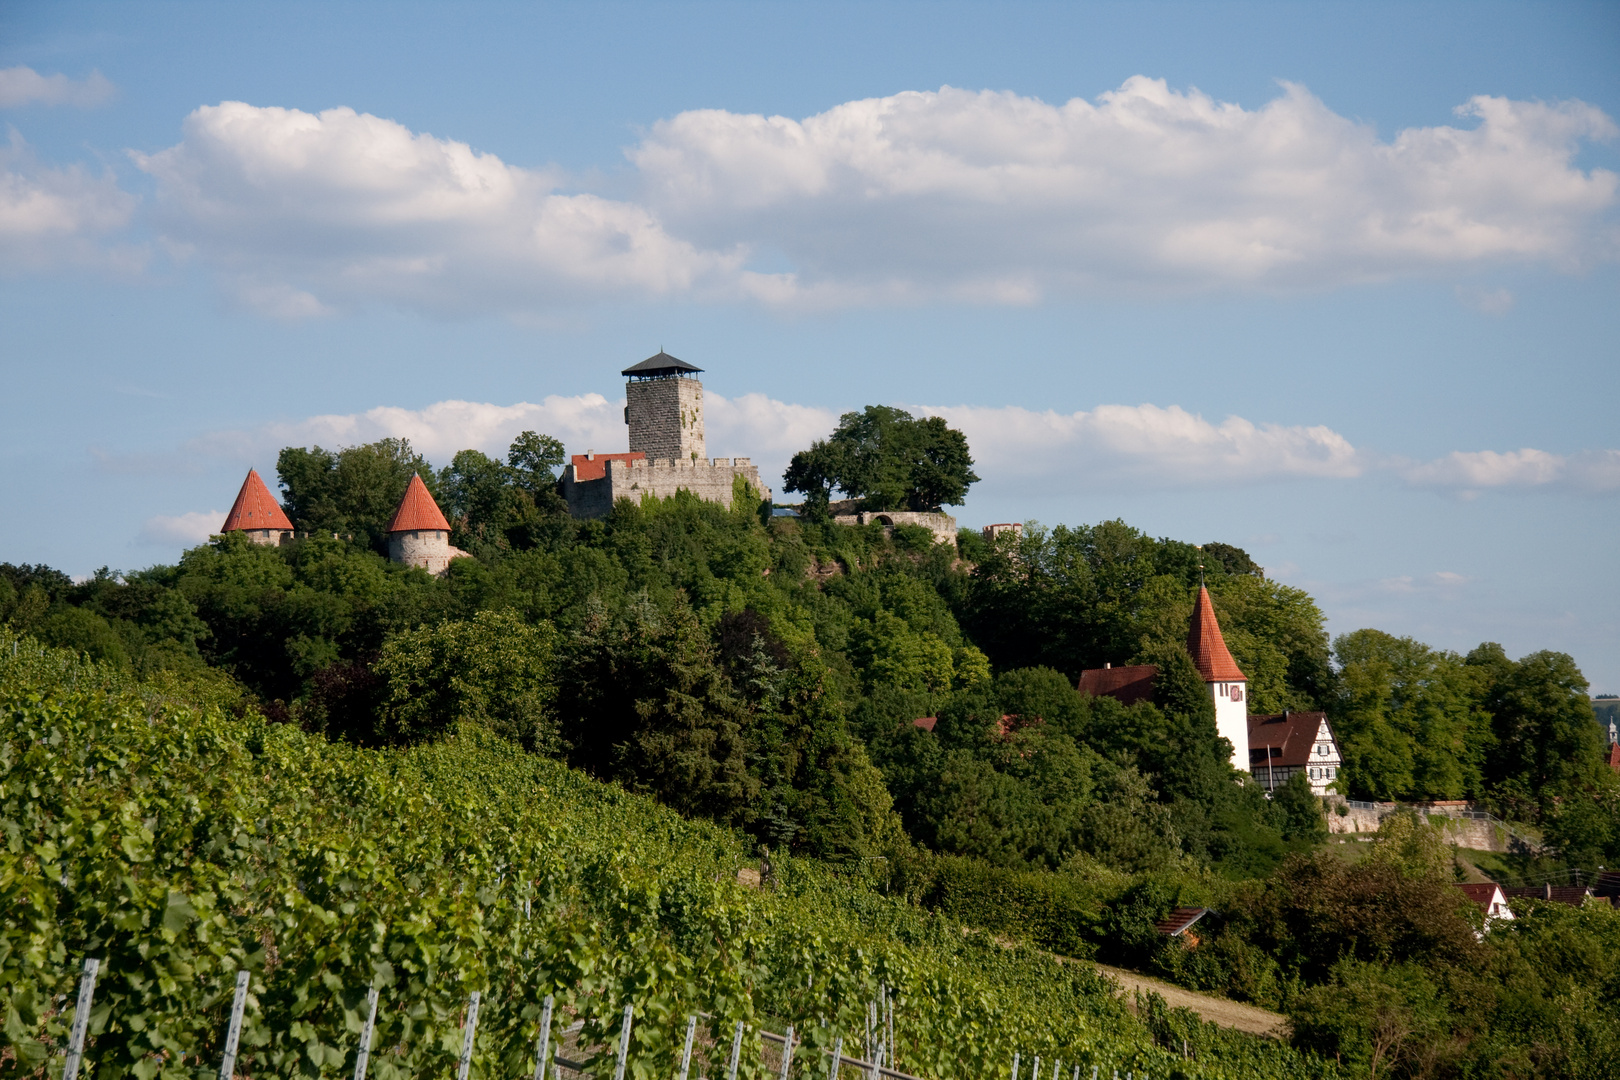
1091;963;1289;1038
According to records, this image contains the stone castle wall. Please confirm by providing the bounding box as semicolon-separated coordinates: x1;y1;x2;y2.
388;529;470;577
564;457;771;519
1323;797;1537;854
627;377;705;462
832;510;958;546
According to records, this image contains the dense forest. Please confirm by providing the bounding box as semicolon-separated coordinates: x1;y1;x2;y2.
4;425;1619;1078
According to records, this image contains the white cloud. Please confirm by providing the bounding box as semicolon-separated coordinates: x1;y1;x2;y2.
0;67;116;109
96;81;1620;313
1378;570;1470;595
1399;448;1620;494
915;402;1363;489
0;130;141;272
137;510;223;546
117;391;1620;511
130;102;763;315
632;79;1619;302
1455;285;1515;315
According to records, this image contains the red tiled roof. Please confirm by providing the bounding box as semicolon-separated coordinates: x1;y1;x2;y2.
1248;712;1334;769
1154;907;1209;937
913;716;938;733
1608;743;1620;772
1077;664;1157;706
1187;586;1246;682
221;469;293;533
570;452;646;483
386;474;451;533
1454;883;1501;909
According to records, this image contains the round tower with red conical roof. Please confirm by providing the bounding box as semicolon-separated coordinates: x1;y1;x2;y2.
386;474;469;576
220;469;294;546
1188;584;1249;769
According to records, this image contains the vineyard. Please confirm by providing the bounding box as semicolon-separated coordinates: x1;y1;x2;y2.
1;637;1335;1079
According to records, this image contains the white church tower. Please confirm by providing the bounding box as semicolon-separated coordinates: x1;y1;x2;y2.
1188;584;1249;769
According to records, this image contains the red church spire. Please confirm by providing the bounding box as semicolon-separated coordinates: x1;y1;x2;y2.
220;469;294;533
1187;585;1246;683
386;474;452;533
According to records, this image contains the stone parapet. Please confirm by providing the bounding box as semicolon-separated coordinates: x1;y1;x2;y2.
563;456;770;519
832;510;958;546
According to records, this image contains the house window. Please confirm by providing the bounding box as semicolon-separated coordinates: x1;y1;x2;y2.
1233;686;1243;702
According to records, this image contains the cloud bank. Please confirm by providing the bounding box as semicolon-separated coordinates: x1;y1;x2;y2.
6;78;1595;312
0;67;116;109
174;393;1618;502
137;510;225;546
0;132;140;272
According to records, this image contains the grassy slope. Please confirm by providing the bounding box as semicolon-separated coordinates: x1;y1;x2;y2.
0;637;1334;1079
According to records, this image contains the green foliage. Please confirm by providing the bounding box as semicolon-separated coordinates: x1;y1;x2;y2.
376;608;559;749
783;405;979;514
277;437;437;550
0;637;1337;1080
957;523;1330;713
1332;630;1491;801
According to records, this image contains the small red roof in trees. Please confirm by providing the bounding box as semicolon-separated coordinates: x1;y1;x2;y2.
221;469;293;533
1077;664;1157;705
570;451;645;483
913;716;938;733
1608;743;1620;772
386;474;451;532
1154;907;1210;937
1187;586;1246;682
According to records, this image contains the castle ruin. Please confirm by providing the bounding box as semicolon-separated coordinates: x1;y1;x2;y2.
562;352;769;518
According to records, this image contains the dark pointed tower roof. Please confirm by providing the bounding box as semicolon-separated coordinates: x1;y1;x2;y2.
621;350;703;379
1187;585;1247;682
221;469;294;533
386;474;452;532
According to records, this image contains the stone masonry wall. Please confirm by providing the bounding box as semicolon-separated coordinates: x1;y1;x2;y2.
608;457;768;509
1324;797;1535;853
563;457;771;519
627;377;705;462
832;510;958;546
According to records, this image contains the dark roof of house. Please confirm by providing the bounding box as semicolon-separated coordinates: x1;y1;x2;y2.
221;469;294;533
622;351;703;378
1154;907;1210;937
1454;882;1505;911
569;451;645;483
1188;585;1246;682
1501;884;1597;907
1248;712;1334;769
1076;664;1157;706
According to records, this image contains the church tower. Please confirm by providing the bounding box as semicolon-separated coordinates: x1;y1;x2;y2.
1188;585;1249;769
623;350;705;462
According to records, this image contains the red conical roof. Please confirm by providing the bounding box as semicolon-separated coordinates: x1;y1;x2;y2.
386;473;451;532
1187;585;1246;682
221;469;294;533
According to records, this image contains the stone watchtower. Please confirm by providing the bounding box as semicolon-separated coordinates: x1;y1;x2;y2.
560;351;769;519
624;351;705;461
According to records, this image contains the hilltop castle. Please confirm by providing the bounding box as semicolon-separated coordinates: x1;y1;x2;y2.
219;351;765;572
560;352;770;518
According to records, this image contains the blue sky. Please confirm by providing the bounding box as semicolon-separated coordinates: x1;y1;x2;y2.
2;1;1617;689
